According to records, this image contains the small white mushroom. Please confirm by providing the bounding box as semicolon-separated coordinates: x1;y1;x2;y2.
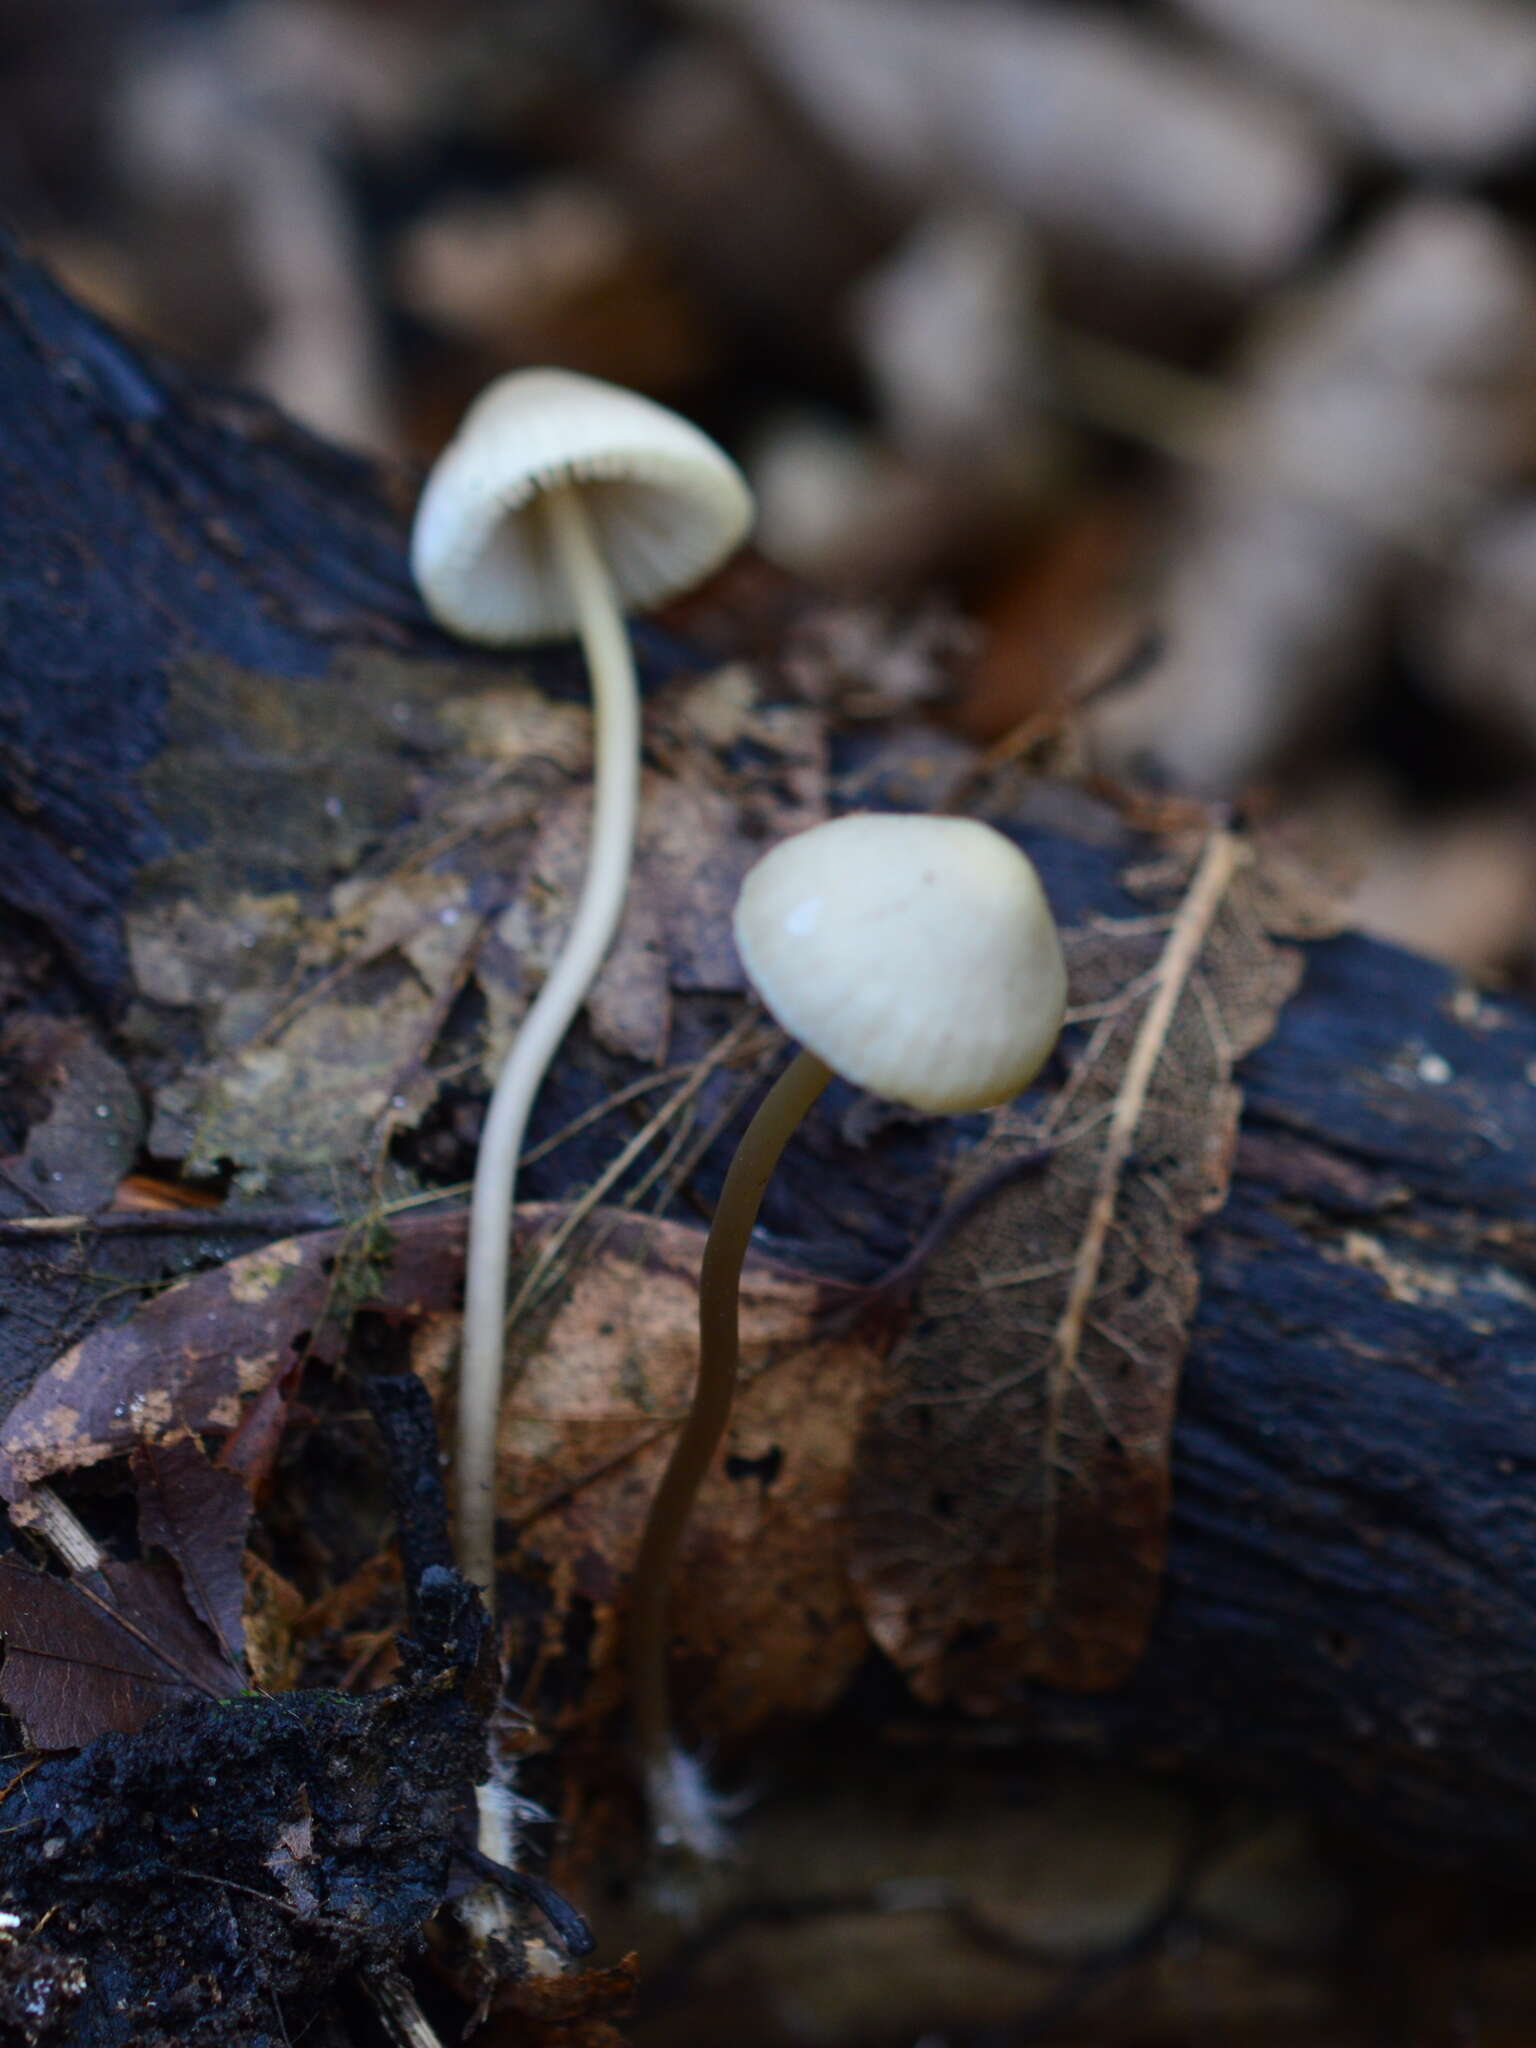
734;811;1067;1111
411;368;752;1604
629;812;1066;1854
412;368;753;646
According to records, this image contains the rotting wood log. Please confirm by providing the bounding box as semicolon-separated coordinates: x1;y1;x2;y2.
3;229;1536;1886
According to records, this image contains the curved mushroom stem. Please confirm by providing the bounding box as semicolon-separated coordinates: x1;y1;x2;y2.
629;1044;832;1850
458;478;641;1601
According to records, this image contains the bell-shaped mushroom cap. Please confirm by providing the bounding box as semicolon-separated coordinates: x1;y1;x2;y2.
734;814;1067;1113
411;367;753;644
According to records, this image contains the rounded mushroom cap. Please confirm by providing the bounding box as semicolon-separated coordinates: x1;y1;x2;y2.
734;813;1066;1113
411;368;753;645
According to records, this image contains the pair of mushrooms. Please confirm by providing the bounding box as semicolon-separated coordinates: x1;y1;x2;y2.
413;370;1067;1856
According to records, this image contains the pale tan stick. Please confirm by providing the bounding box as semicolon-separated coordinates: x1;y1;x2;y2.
362;1972;447;2048
25;1486;106;1574
1040;829;1245;1578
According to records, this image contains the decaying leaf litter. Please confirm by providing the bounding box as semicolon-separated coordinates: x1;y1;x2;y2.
0;608;1330;1766
133;653;823;1207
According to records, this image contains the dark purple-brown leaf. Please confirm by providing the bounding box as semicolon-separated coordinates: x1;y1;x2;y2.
132;1434;251;1668
0;1556;242;1748
0;1211;465;1512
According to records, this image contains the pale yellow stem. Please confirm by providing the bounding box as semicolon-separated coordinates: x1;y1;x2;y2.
456;479;641;1602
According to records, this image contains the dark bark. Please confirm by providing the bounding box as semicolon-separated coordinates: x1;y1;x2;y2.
3;228;1536;1890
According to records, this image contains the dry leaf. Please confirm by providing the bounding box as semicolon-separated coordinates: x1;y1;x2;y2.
0;1213;464;1514
216;1355;305;1494
132;1432;252;1667
478;703;825;1076
0;1556;241;1747
488;1950;638;2048
412;1211;880;1743
130;652;824;1200
147;967;465;1189
485;784;676;1071
125;647;557;1204
850;827;1332;1703
242;1552;306;1692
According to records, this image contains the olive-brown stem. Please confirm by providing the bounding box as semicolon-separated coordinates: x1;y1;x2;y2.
629;1044;832;1835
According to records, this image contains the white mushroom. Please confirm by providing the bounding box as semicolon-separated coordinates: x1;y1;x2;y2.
734;811;1067;1111
411;368;753;1604
628;812;1067;1854
412;368;753;646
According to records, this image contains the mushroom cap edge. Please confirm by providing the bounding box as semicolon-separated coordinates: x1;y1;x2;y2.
733;812;1067;1114
411;367;754;645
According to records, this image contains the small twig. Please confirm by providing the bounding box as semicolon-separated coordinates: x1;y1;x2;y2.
379;1183;471;1217
648;1037;788;1222
1041;826;1246;1574
0;1205;341;1242
136;1853;352;1926
521;1056;729;1167
0;1759;41;1813
520;1098;707;1326
362;1971;448;2048
335;1627;395;1694
24;1485;106;1574
507;1417;680;1536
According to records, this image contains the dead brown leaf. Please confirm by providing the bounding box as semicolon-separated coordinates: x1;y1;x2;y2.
849;826;1334;1703
132;1432;252;1667
411;1211;881;1744
0;1555;242;1747
478;693;825;1077
0;1212;464;1515
242;1553;306;1692
216;1355;305;1495
132;648;825;1204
